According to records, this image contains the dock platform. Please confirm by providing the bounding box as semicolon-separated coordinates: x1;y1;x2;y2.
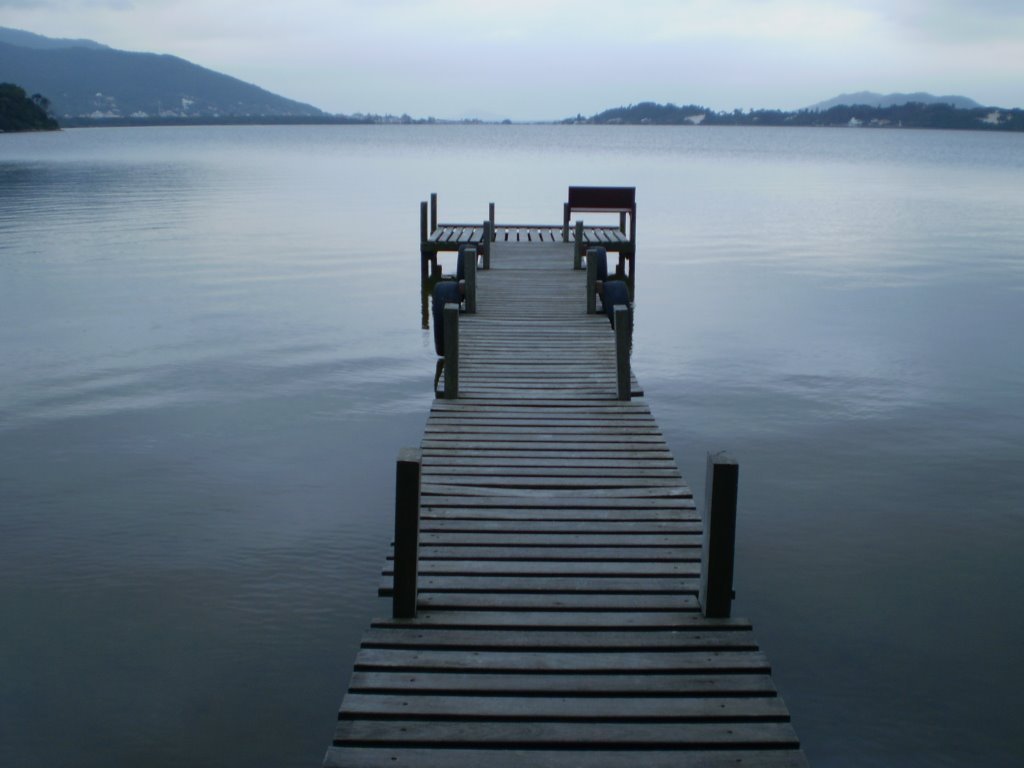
323;237;806;767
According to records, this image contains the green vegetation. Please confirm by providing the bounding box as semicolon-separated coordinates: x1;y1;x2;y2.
570;101;1024;132
0;82;59;132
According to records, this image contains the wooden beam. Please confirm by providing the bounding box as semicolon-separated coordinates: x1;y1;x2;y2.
392;447;422;619
482;220;492;269
614;305;631;401
443;303;459;399
462;246;477;314
586;249;598;315
574;220;584;269
700;452;738;619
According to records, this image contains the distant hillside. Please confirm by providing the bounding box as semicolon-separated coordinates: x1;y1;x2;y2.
0;27;323;119
0;27;108;51
808;91;983;111
570;100;1022;131
0;82;60;131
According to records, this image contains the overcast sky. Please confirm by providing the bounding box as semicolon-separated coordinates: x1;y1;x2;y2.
4;0;1023;119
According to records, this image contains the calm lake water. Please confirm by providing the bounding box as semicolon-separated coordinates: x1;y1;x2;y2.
1;124;1022;767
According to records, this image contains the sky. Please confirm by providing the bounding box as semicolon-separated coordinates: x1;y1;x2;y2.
3;0;1024;120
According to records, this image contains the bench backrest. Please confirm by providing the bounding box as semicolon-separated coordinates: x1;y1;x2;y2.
564;186;636;241
567;186;635;212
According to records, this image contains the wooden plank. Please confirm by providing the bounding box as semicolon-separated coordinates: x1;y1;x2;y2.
413;593;700;611
334;720;800;748
419;519;699;533
359;628;758;651
340;693;789;720
421;501;696;514
369;612;751;631
383;560;700;577
384;574;698;594
418;508;699;521
326;747;809;768
421;484;691;499
411;548;700;565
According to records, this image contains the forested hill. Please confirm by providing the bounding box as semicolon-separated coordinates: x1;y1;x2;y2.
0;82;59;131
0;28;323;119
571;101;1023;131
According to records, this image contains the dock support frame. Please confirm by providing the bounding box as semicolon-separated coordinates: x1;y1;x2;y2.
586;250;598;314
573;220;584;269
614;305;631;401
443;303;459;399
460;245;477;314
392;448;422;619
700;452;739;619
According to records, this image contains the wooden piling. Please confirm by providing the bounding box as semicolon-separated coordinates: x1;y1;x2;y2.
391;447;422;619
443;303;459;399
483;220;492;269
430;192;438;233
586;248;598;315
574;220;584;269
700;452;739;619
462;245;477;314
614;305;631;401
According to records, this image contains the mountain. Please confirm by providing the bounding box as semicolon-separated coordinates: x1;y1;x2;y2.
0;27;323;119
808;91;983;111
0;27;108;51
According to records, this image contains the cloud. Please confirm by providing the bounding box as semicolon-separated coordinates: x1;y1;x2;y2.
867;0;1024;42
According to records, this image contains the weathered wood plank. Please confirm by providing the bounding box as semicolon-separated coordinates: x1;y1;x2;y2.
326;747;809;768
414;545;701;561
369;613;752;631
340;693;789;720
413;593;701;611
359;628;758;651
334;719;800;748
384;574;698;595
418;519;699;533
383;560;699;577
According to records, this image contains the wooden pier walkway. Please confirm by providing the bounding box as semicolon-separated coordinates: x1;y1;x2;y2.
324;240;806;767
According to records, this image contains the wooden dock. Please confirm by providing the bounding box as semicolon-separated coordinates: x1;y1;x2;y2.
323;234;806;767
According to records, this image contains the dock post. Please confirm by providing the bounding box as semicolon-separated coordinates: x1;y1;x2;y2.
482;220;492;269
420;201;430;283
443;303;459;399
392;447;422;619
461;245;476;314
574;220;584;269
700;452;739;619
430;193;437;233
614;305;631;400
586;250;598;314
489;202;495;233
620;211;627;234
